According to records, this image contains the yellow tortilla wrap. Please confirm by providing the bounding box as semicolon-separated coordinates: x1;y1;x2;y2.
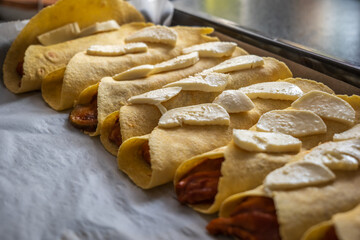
117;107;261;189
70;47;246;141
93;48;247;135
248;78;334;115
174;143;307;214
103;77;332;156
101;92;221;156
221;57;292;89
101;111;123;156
293;95;360;150
3;0;144;93
101;57;293;155
245;94;360;150
218;136;360;240
42;25;218;111
173;90;357;215
220;168;360;240
117;91;220;142
79;49;244;139
302;203;360;240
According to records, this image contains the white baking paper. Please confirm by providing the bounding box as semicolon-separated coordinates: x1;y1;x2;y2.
0;21;218;240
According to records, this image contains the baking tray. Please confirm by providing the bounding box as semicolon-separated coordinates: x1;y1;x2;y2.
0;11;359;240
172;9;360;90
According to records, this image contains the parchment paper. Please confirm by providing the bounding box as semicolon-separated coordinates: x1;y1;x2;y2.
0;21;218;240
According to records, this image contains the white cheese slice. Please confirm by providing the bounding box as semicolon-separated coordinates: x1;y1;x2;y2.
163;72;230;92
209;55;264;73
113;65;154;81
257;110;327;137
213;90;255;113
334;124;360;141
128;87;182;105
291;90;356;125
233;130;302;153
151;52;199;74
86;43;148;56
158;103;230;128
182;42;237;57
128;87;182;114
37;22;80;46
239;82;303;100
303;139;360;170
78;20;120;37
125;26;178;46
264;162;335;191
113;52;199;81
123;42;148;53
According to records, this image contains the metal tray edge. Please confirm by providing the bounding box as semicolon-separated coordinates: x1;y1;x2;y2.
172;9;360;89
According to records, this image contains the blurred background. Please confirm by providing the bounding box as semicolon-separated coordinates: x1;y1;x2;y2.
0;0;57;20
0;0;359;67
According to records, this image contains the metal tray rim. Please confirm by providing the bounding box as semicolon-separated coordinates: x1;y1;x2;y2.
172;8;360;88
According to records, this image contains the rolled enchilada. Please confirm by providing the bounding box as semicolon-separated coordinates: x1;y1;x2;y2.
118;80;357;191
174;141;306;214
101;56;294;155
208;136;360;240
173;93;359;214
41;25;219;111
302;203;360;240
3;0;144;93
117;102;261;189
73;46;248;137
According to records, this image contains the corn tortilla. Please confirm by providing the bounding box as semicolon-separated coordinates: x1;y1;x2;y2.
42;25;218;111
102;57;292;155
3;0;144;93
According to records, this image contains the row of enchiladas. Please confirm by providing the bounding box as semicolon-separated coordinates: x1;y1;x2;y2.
3;0;360;239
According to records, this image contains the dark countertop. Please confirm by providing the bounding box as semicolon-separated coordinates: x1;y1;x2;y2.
173;0;360;67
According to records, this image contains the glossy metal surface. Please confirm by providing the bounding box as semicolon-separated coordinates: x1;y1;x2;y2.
173;0;360;67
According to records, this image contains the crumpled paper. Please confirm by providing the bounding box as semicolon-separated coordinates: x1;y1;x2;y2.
128;0;174;26
0;21;218;240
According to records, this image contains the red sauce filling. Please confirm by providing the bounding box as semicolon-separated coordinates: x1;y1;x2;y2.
108;117;122;147
321;226;339;240
207;197;281;240
175;157;224;205
141;141;151;165
69;94;98;132
16;60;24;78
17;60;24;87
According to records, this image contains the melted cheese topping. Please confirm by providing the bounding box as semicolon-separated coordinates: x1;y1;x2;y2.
158;103;230;128
125;26;178;46
334;124;360;141
233;130;302;153
182;42;237;57
86;43;148;56
128;87;182;114
291;90;356;125
151;52;200;74
256;110;327;137
213;90;255;113
113;52;199;81
239;82;303;100
163;72;230;92
303;139;360;170
79;20;120;37
128;87;182;105
264;162;335;190
37;22;80;46
113;64;154;81
209;55;264;73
